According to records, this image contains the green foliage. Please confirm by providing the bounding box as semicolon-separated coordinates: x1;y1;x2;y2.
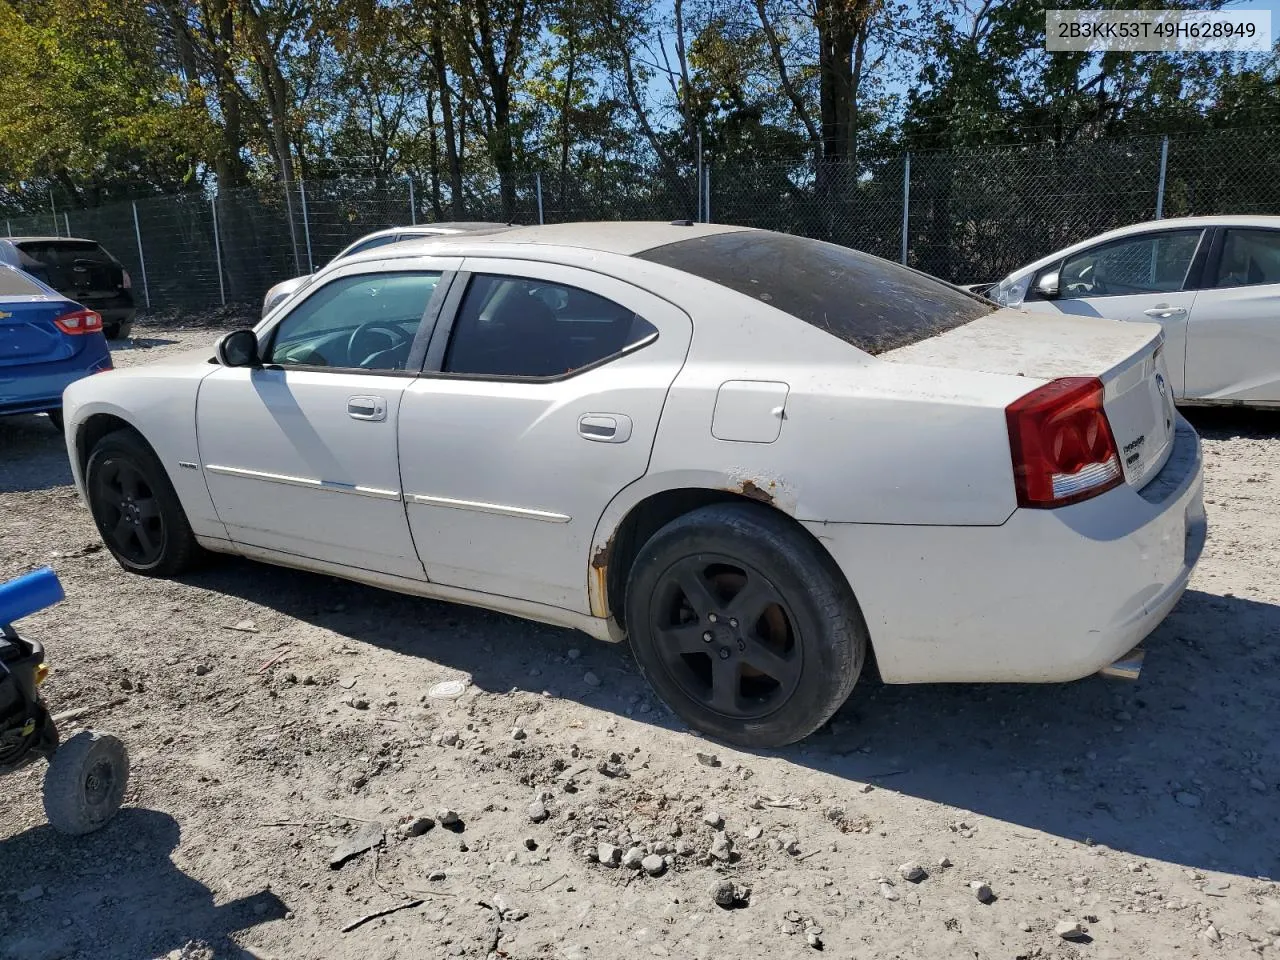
0;0;1273;217
0;0;207;211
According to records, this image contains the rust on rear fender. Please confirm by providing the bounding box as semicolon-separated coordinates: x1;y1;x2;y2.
588;536;613;619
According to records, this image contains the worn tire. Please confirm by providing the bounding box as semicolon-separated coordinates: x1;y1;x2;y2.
625;502;868;748
86;429;202;576
102;320;131;340
42;730;130;835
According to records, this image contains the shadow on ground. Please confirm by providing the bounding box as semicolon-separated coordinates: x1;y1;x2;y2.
186;551;1280;883
0;415;73;494
0;807;286;960
1183;405;1279;439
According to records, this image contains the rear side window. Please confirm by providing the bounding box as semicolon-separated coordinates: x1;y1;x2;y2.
14;240;116;268
444;275;657;378
0;266;47;296
634;231;993;355
1213;229;1280;288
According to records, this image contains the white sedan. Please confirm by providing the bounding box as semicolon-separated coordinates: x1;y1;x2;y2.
986;215;1280;407
260;222;513;317
62;222;1206;746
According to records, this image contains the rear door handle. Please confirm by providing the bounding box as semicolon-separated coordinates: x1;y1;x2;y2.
1143;306;1187;319
578;413;633;443
347;396;387;421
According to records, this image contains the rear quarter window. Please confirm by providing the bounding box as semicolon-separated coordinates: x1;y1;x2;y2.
634;231;994;355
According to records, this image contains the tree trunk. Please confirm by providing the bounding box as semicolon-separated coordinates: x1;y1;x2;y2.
816;0;856;165
492;77;515;219
755;0;821;161
559;29;576;203
428;23;465;218
243;2;296;186
426;88;445;220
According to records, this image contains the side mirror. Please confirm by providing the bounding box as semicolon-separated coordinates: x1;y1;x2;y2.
1035;270;1060;299
216;329;261;368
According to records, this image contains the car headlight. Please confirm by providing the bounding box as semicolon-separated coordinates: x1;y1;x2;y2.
992;274;1030;307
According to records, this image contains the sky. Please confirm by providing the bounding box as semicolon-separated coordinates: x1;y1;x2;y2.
649;0;1280;115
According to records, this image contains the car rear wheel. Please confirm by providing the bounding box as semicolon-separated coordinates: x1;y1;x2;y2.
102;320;132;340
625;502;868;747
86;429;201;576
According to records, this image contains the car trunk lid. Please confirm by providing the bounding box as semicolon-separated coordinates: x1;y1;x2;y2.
882;308;1177;489
13;240;125;301
0;298;81;367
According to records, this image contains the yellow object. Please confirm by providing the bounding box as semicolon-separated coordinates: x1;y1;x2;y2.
34;663;49;685
20;719;35;736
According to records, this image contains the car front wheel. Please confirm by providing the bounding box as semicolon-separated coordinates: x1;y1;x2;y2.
86;429;201;576
625;502;868;748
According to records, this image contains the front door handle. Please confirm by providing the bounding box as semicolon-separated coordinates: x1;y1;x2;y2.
347;396;387;421
1143;305;1187;319
578;413;633;443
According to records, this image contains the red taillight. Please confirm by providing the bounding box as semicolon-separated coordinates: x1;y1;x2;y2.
121;270;132;290
53;308;104;335
1005;377;1122;508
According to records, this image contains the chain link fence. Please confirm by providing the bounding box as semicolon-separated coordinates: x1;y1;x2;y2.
4;128;1278;315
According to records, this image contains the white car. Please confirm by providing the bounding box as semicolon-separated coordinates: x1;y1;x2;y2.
62;222;1206;746
986;215;1280;407
261;222;513;317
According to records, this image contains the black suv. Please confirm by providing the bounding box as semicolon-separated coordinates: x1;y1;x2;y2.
0;237;136;339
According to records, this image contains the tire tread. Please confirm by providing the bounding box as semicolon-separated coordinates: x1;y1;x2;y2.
626;501;868;747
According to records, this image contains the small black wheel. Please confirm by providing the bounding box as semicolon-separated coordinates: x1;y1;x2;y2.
46;410;64;433
43;730;130;835
625;502;868;748
102;320;131;340
86;429;202;575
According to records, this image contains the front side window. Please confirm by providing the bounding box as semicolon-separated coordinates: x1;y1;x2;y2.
265;271;441;370
1057;230;1201;298
443;274;657;378
1212;229;1280;288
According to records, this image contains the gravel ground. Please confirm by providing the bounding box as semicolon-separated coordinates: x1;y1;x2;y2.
1;322;1278;960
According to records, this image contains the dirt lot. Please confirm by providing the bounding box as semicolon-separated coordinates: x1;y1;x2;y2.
2;320;1278;960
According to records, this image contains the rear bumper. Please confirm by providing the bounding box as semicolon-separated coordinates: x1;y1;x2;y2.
807;417;1206;684
0;342;112;415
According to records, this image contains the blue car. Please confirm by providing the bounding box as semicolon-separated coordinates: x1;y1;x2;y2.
0;263;112;431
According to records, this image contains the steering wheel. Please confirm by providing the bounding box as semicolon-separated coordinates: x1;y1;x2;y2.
1065;263;1107;297
347;322;408;367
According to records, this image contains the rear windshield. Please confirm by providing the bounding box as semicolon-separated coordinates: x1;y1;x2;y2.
0;267;47;297
635;231;995;355
14;239;114;267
